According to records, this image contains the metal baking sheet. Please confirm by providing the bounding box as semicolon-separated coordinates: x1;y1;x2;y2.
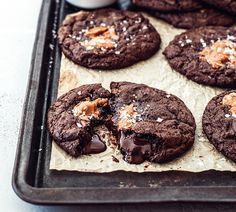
50;13;236;173
12;0;236;204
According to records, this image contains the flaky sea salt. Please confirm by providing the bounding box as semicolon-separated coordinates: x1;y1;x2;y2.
156;117;163;123
136;18;142;23
227;35;235;41
76;122;82;128
200;38;207;47
178;40;184;47
86;46;94;50
223;47;235;55
186;39;192;44
82;28;88;33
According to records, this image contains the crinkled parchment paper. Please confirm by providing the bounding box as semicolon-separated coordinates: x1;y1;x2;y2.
50;13;236;172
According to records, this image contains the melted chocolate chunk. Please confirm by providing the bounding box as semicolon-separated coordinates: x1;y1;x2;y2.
48;82;195;164
83;134;106;154
47;84;111;157
110;82;195;164
120;131;151;164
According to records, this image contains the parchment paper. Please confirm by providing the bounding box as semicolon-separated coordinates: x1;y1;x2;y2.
50;13;236;172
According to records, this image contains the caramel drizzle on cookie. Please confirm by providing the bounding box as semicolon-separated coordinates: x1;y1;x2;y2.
118;104;138;130
223;93;236;116
81;26;119;50
199;40;236;69
73;98;109;126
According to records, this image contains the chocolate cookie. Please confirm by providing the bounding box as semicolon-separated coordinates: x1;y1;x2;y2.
163;26;236;88
203;91;236;162
132;0;202;12
47;84;111;157
48;82;196;164
151;8;235;29
202;0;236;14
58;9;161;70
109;82;196;164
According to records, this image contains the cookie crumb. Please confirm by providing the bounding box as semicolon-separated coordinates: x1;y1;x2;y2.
112;155;119;163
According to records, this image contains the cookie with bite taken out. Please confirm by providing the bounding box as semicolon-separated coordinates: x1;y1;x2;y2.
47;84;111;157
48;82;196;164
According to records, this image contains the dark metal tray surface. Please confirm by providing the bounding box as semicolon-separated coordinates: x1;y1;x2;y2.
12;0;236;204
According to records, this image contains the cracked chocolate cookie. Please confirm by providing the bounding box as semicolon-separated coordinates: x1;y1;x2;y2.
48;82;196;164
132;0;202;12
109;82;196;164
202;0;236;14
203;91;236;162
58;9;161;70
47;84;111;157
163;26;236;87
151;8;235;29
